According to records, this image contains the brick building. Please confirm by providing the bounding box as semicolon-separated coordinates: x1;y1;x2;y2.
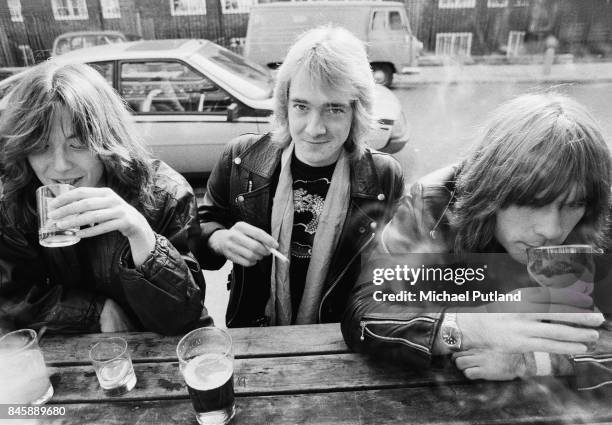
1;0;611;66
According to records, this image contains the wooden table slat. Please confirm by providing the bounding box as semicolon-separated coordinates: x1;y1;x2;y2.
47;353;467;403
39;384;612;425
41;323;348;365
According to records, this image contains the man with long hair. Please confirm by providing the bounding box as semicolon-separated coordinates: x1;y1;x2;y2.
342;93;612;387
198;26;404;327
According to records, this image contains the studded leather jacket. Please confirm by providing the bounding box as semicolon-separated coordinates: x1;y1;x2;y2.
197;133;405;327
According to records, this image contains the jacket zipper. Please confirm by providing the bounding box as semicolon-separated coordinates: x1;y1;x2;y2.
359;317;435;353
318;232;375;322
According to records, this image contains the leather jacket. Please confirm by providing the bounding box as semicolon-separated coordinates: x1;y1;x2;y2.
197;133;405;327
342;165;612;392
0;160;210;335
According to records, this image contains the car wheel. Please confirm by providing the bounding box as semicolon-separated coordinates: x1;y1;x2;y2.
372;64;393;87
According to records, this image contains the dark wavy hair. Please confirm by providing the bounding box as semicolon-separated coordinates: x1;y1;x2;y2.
0;62;155;228
451;92;611;252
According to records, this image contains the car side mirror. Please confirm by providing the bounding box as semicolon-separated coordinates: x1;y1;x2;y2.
227;102;239;122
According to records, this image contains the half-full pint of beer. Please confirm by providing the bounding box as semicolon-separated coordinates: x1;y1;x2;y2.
177;327;236;425
183;353;235;416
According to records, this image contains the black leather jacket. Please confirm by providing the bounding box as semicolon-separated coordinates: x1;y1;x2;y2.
342;165;612;391
0;160;210;335
197;133;405;327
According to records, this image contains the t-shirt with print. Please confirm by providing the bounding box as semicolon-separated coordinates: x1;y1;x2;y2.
289;153;336;323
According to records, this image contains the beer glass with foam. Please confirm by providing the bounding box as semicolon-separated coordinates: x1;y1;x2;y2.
177;327;235;425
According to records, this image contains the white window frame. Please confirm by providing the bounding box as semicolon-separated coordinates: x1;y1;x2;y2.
435;32;473;57
506;30;525;57
51;0;88;20
513;0;529;6
170;0;206;16
438;0;476;9
101;0;120;19
222;0;256;14
487;0;508;8
7;0;24;22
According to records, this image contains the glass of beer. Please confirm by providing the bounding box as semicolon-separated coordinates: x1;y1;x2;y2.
0;329;54;404
36;184;80;247
89;337;137;396
177;327;235;425
527;244;600;295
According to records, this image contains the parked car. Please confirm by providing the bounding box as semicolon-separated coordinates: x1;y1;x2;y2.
0;39;410;177
52;31;141;56
245;1;423;87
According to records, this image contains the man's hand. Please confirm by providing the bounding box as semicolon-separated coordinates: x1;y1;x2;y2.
99;299;136;333
456;287;603;354
453;349;530;381
208;221;279;267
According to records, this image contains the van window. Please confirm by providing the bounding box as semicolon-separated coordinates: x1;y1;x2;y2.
389;11;403;30
119;60;233;114
372;11;386;30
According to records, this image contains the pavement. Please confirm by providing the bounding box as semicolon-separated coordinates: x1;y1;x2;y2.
395;59;612;86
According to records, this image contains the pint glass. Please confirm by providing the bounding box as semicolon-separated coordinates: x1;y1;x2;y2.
177;327;235;425
0;329;54;404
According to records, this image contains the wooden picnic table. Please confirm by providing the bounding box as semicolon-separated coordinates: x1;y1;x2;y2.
38;323;612;424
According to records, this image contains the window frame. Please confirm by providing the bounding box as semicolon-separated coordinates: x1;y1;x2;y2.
221;0;256;14
169;0;206;16
7;0;24;22
51;0;89;20
487;0;509;8
435;32;473;57
100;0;121;19
438;0;476;9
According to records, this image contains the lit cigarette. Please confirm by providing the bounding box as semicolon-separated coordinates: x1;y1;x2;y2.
269;247;289;263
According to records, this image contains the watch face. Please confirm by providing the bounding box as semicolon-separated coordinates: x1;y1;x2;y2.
442;326;461;348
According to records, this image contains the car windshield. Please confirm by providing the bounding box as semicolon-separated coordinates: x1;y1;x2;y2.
196;42;273;97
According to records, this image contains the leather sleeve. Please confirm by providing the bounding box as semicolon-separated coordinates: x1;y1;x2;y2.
118;167;211;335
341;185;447;368
196;138;238;270
572;318;612;393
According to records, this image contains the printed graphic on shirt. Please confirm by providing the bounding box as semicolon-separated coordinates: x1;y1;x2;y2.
291;177;331;259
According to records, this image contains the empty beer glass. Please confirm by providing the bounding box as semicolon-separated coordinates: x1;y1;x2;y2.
36;184;80;247
0;329;54;404
89;337;137;396
177;327;235;425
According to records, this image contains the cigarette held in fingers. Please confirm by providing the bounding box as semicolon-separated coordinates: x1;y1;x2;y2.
269;247;289;263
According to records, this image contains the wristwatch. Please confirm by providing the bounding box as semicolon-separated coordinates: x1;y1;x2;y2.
439;311;462;351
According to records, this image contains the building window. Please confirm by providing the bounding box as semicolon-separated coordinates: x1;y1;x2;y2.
51;0;88;20
101;0;120;19
438;0;476;9
513;0;529;6
222;0;256;14
435;32;473;56
170;0;206;16
487;0;508;7
507;31;525;57
7;0;23;22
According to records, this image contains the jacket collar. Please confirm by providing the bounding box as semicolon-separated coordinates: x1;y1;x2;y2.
238;134;384;198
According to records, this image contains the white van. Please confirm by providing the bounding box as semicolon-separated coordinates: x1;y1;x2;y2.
244;1;422;87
